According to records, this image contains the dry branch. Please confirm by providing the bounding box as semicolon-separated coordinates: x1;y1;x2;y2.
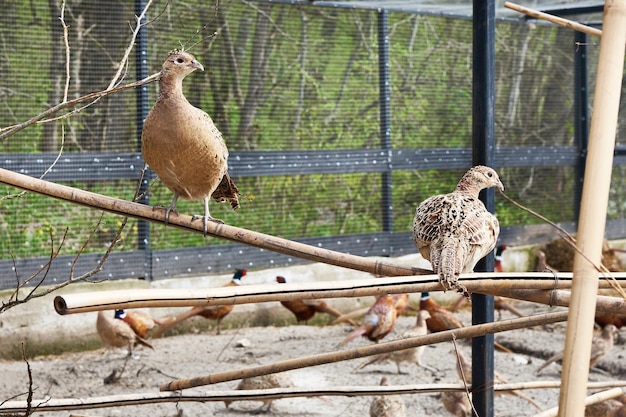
3;382;626;414
160;310;570;391
533;387;625;417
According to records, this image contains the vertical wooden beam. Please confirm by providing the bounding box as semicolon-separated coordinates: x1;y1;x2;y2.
558;1;626;416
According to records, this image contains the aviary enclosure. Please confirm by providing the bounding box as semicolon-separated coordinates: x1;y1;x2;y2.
0;0;625;416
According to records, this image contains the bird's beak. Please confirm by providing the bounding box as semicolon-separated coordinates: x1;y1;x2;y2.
497;180;504;192
191;60;204;71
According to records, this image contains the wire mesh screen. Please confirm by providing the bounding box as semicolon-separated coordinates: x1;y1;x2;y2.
0;1;625;286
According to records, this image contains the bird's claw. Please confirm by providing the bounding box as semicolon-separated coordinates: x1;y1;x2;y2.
191;214;224;235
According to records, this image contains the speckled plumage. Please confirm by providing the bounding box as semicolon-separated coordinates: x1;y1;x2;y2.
356;310;430;374
369;377;406;417
537;324;618;374
441;391;472;417
141;50;239;231
96;311;153;355
339;295;397;346
413;166;503;296
224;373;294;413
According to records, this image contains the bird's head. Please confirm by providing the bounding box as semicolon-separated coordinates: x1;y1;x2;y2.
418;309;431;321
232;269;247;282
114;309;126;319
457;165;504;195
276;276;287;284
162;50;204;77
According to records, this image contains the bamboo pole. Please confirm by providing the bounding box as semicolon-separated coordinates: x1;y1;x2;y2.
504;2;603;38
535;387;625;417
558;1;626;416
0;167;430;280
52;273;626;315
160;310;570;391
2;382;626;414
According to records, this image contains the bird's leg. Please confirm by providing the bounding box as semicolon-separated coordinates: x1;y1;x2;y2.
191;197;223;235
164;193;180;226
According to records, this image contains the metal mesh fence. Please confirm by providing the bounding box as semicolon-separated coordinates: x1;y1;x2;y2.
0;1;624;286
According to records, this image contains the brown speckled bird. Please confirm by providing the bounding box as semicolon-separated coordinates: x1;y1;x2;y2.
369;377;406;417
141;50;239;232
455;349;540;409
441;390;472;417
114;309;164;339
413;166;503;296
152;269;246;337
355;310;432;374
96;311;153;356
537;324;618;375
276;276;357;326
224;373;294;413
585;394;626;417
339;295;397;346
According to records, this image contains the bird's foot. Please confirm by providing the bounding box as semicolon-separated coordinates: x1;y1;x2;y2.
191;214;224;235
440;278;471;300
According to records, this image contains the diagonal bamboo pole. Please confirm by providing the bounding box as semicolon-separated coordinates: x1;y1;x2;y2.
160;310;570;391
535;388;625;417
0;167;430;278
504;2;604;38
558;1;626;416
52;273;626;315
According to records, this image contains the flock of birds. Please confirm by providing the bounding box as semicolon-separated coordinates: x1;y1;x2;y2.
91;50;626;415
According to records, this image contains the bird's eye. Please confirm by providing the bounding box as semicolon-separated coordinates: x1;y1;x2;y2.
175;57;184;64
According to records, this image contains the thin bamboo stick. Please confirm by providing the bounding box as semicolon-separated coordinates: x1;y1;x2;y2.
53;273;626;315
504;2;604;38
559;1;626;416
534;387;625;417
2;382;625;414
160;310;569;391
0;167;430;280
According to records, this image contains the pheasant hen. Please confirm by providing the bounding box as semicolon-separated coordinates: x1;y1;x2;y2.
413;165;503;296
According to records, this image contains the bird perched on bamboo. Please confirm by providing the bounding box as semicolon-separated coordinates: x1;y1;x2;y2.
275;276;357;326
537;324;618;375
413;165;503;297
96;311;153;356
141;50;239;233
455;349;540;409
369;377;406;417
114;309;164;339
339;295;397;346
224;372;294;413
441;390;472;417
355;310;433;374
152;269;247;337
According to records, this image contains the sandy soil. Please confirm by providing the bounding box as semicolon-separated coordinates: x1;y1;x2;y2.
1;302;625;417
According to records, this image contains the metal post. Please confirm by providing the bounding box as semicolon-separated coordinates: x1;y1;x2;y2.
377;10;393;234
135;0;152;280
573;31;589;222
472;0;496;416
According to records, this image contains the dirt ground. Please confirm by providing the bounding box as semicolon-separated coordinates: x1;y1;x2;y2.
1;301;625;417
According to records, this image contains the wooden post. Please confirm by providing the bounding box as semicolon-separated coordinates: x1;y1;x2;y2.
557;1;626;416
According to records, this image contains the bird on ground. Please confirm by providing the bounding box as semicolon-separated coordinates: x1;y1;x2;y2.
584;394;626;417
541;237;624;273
339;295;397;346
275;276;357;326
413;165;503;297
369;377;406;417
535;249;557;273
420;292;464;333
355;310;433;374
152;269;247;337
96;311;153;356
332;293;414;326
114;309;165;339
224;372;294;413
141;50;239;233
454;349;540;409
537;324;618;375
441;390;472;417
